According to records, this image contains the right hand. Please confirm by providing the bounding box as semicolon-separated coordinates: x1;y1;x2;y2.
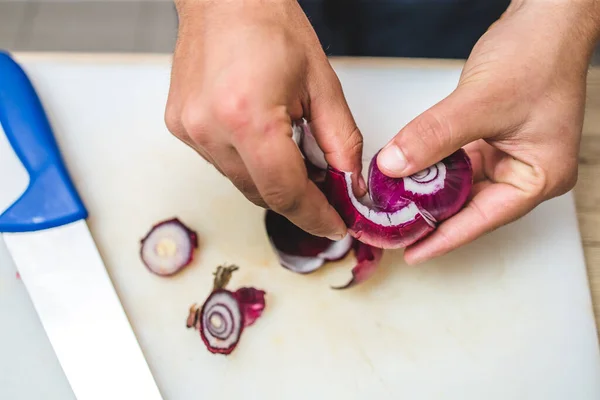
165;0;365;241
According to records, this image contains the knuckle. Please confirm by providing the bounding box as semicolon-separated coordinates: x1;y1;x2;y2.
181;105;210;144
262;185;303;215
341;126;363;155
211;91;253;135
413;110;454;152
164;103;180;135
551;160;579;197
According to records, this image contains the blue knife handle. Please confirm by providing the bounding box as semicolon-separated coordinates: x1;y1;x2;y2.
0;51;87;233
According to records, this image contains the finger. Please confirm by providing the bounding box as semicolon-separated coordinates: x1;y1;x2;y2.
234;111;347;240
376;87;509;178
308;67;366;196
403;181;537;265
462;141;486;183
203;142;267;207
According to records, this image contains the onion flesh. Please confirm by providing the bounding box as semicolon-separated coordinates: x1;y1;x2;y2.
140;218;198;276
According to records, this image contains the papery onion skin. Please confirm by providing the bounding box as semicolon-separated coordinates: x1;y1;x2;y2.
332;241;384;290
325;167;435;249
235;288;266;327
369;149;473;221
265;210;354;274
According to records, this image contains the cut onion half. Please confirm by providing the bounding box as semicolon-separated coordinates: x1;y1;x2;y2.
291;122;472;249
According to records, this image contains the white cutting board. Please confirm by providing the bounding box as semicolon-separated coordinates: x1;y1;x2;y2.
1;54;600;400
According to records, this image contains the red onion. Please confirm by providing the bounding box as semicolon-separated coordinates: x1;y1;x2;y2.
368;149;472;221
292;121;473;249
187;265;266;355
140;218;198;276
265;210;353;274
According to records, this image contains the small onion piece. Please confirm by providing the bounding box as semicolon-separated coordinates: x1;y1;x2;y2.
140;218;198;276
199;289;243;355
189;265;267;355
368;149;472;221
265;210;354;274
332;241;384;290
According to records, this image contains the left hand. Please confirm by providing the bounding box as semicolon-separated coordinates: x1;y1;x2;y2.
376;0;600;264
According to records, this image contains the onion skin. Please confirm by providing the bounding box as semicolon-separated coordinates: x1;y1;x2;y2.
265;210;354;274
368;149;473;221
332;241;384;290
325;167;435;249
235;288;266;327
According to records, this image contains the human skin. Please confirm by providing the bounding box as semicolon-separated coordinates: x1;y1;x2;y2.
165;0;600;262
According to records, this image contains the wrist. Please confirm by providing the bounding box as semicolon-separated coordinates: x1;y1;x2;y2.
516;0;600;45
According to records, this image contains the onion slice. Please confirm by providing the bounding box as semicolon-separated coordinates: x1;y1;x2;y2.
140;217;198;276
199;289;243;355
332;241;384;290
188;265;267;355
265;210;354;274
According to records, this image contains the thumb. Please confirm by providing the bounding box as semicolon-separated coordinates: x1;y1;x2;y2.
377;88;494;178
308;69;366;195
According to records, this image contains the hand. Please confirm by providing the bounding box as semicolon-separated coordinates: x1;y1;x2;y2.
376;0;600;264
165;0;365;240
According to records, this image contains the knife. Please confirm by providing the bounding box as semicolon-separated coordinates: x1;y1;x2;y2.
0;52;164;400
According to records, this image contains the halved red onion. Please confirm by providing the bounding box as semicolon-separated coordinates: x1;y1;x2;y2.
292;122;472;249
234;288;266;327
199;289;243;355
368;149;472;221
332;241;384;290
265;210;354;274
140;218;199;276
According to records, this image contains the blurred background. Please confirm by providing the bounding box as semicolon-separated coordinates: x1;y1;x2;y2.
0;0;599;63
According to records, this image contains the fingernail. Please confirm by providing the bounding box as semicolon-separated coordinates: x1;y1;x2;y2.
378;144;407;175
327;233;346;241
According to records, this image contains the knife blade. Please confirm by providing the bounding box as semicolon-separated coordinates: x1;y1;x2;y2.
0;51;164;400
